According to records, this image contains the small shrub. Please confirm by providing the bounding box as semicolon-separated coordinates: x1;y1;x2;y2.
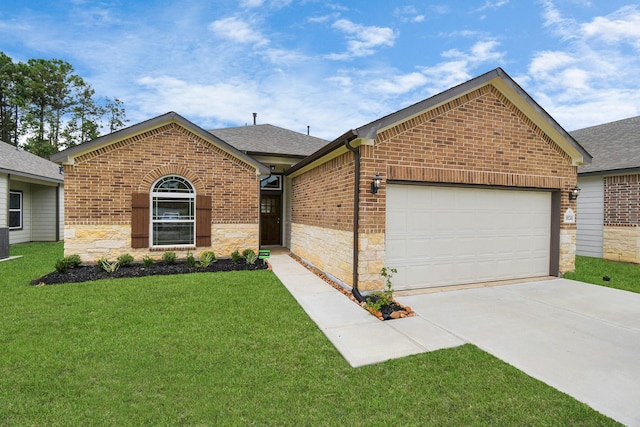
244;249;258;265
231;250;243;264
199;251;216;268
65;254;82;268
186;251;197;268
162;251;177;264
54;254;82;273
55;259;69;274
99;257;120;273
142;255;154;268
117;253;134;267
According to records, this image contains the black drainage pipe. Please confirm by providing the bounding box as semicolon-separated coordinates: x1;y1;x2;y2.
345;138;365;303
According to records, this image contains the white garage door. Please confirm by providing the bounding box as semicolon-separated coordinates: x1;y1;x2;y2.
386;185;551;290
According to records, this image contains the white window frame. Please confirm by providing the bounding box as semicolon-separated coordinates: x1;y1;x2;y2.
9;190;23;230
150;176;195;247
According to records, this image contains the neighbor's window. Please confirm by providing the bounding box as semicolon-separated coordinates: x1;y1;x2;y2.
9;191;23;230
151;176;195;246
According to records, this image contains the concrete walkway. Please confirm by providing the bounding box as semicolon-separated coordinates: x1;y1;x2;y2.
269;253;640;426
267;253;464;367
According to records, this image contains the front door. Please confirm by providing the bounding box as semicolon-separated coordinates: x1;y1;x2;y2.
260;194;281;245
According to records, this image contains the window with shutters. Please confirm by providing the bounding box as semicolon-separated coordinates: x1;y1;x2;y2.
151;176;195;247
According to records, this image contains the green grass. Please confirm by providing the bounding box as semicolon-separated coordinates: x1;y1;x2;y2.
564;255;640;294
0;243;620;426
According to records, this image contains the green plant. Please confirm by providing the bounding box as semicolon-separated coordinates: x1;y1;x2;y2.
162;251;177;264
54;259;69;274
231;250;243;264
199;251;216;268
54;254;82;273
117;253;134;267
99;257;120;273
186;251;197;268
244;249;258;265
365;267;398;311
142;255;154;268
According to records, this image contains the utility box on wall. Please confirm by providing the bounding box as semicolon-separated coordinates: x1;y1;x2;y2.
0;227;9;259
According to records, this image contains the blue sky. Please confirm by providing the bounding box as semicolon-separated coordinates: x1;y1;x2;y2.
1;0;639;140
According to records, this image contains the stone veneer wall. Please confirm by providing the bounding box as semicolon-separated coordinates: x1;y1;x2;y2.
65;223;259;263
289;222;352;286
603;226;640;263
63;123;260;262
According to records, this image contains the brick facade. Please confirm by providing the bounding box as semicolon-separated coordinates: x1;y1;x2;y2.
63;123;260;262
604;174;640;226
291;84;579;291
602;174;640;263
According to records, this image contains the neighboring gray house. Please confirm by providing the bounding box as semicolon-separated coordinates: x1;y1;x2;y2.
0;141;64;252
572;116;640;262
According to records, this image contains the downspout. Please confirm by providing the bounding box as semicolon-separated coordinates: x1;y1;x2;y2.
345;139;365;302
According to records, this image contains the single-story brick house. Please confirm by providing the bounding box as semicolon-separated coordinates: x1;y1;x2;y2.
572;116;640;263
52;68;591;292
0;140;64;258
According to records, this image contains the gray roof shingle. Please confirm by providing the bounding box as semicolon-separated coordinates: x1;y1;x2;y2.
571;116;640;174
0;140;64;183
210;124;330;157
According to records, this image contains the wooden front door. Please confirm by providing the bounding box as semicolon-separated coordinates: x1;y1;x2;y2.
260;194;281;245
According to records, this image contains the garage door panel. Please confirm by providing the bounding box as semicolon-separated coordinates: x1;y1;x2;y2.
386;185;551;290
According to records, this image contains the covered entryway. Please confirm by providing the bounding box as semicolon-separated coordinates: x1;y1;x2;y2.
386;184;552;290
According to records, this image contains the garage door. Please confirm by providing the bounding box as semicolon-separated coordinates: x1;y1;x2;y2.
386;185;551;290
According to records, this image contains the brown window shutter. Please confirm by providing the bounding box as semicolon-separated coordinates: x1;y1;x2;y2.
131;192;150;248
196;194;212;247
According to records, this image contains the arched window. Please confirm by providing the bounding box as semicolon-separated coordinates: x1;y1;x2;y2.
151;176;195;246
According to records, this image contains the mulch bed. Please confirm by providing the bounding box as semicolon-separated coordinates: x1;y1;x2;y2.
288;253;414;321
31;259;269;285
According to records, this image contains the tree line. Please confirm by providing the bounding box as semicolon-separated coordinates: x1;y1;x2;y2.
0;52;128;158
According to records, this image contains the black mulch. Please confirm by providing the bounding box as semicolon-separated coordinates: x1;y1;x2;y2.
31;259;268;285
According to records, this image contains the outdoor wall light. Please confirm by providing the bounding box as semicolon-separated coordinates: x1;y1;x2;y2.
59;166;64;174
568;185;581;201
370;173;382;194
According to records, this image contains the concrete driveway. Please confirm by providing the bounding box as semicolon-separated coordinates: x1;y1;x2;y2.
396;279;640;427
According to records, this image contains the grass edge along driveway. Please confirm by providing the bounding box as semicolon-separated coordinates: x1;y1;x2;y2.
0;243;621;426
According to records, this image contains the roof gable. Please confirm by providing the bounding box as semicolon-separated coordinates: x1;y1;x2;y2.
287;68;591;177
571;116;640;174
0;140;64;183
355;68;590;166
51;112;270;175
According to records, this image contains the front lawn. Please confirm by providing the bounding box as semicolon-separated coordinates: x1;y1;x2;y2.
0;243;619;426
564;255;640;294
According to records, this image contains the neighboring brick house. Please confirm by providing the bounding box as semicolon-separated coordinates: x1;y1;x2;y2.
1;140;64;258
572;116;640;263
52;67;590;292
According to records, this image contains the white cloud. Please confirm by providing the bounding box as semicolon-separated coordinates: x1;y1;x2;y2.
581;6;640;48
475;0;510;13
394;6;425;23
209;16;269;46
369;72;429;96
524;2;640;129
326;19;396;60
